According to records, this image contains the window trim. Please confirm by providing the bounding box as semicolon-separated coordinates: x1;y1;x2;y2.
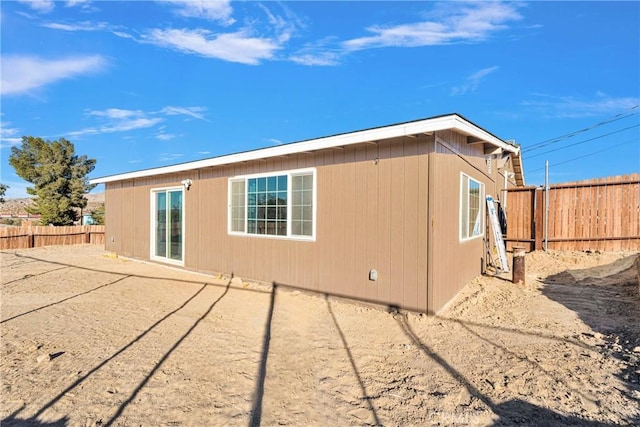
150;186;185;266
227;168;317;241
459;173;484;242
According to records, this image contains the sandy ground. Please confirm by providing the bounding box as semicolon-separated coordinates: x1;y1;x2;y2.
1;245;638;426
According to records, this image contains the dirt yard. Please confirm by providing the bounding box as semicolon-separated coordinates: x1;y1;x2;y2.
1;245;639;426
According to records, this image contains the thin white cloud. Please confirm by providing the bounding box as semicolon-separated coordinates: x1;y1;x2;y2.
451;65;499;95
68;117;164;137
0;137;22;148
89;108;143;120
290;50;340;66
42;21;110;31
158;153;185;162
143;28;280;65
1;55;106;96
162;0;235;25
69;108;164;137
156;133;177;141
290;36;341;66
267;138;283;145
112;31;137;41
101;117;164;133
18;0;54;13
0;121;22;148
35;2;298;66
144;3;299;64
66;105;207;138
66;0;90;6
257;3;298;43
521;94;640;118
197;151;211;155
343;1;522;51
160;106;208;121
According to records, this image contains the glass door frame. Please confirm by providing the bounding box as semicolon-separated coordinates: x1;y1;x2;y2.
150;186;185;266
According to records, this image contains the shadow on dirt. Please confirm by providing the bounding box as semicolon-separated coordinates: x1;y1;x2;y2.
395;309;625;426
1;275;132;324
249;283;277;427
103;280;232;426
3;278;232;426
327;295;381;426
1;406;69;426
493;398;620;426
4;251;638;425
542;254;640;422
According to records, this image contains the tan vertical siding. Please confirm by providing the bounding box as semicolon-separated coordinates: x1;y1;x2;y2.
105;182;122;253
318;150;335;293
323;148;347;296
428;153;495;313
416;138;430;312
185;169;201;268
402;138;420;309
376;141;392;306
365;143;379;303
103;134;498;313
389;140;405;307
353;145;369;299
341;146;358;296
435;130;485;157
121;180;134;257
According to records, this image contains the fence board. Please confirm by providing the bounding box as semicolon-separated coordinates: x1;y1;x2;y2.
505;187;536;252
589;185;598;250
0;225;105;250
506;174;639;251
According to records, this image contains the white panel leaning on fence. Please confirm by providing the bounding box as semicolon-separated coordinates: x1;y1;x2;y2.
486;195;509;273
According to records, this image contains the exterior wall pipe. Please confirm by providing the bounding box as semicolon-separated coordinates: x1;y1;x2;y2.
503;171;508;212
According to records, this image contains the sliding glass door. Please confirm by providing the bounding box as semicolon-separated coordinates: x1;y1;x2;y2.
152;188;184;263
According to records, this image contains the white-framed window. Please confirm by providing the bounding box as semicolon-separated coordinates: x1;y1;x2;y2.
460;173;484;241
228;168;316;240
150;186;185;265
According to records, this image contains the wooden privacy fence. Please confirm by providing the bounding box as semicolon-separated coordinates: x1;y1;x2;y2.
505;174;639;252
0;225;105;250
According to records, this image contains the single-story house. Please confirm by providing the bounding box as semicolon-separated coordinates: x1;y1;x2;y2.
90;113;524;314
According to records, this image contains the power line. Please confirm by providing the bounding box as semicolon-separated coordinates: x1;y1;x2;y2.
523;104;639;153
524;123;640;160
528;138;638;173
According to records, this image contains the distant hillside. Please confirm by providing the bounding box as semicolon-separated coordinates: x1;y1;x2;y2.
0;193;105;218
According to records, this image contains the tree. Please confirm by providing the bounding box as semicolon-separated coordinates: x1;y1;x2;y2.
0;183;7;203
90;204;105;225
9;137;96;225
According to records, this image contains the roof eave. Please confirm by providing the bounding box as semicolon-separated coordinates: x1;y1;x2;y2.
511;151;526;186
90;114;517;185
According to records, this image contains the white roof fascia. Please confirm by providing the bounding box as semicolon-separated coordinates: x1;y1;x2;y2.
450;115;519;155
90;114;516;184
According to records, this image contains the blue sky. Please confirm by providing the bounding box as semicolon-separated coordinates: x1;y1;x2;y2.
1;0;638;198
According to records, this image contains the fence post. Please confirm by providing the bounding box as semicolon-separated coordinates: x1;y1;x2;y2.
512;246;526;285
534;189;545;251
